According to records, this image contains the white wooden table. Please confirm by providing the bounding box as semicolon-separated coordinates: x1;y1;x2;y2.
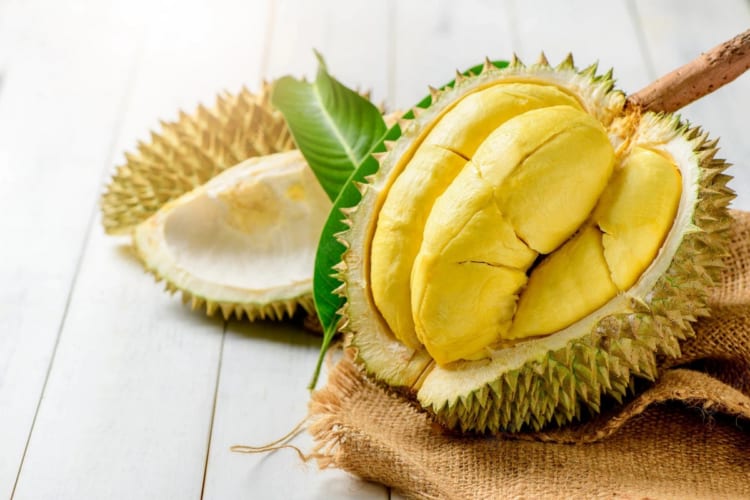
1;0;748;498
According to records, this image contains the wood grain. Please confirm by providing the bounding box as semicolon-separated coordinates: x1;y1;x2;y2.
0;2;142;497
1;1;748;498
202;1;390;497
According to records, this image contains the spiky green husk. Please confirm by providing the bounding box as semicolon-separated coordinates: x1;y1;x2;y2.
338;55;734;433
101;84;295;234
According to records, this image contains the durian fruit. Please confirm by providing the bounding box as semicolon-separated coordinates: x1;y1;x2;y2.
101;83;295;235
338;55;734;432
134;150;331;320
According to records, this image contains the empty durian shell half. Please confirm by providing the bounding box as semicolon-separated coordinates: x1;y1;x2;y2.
134;150;331;321
101;84;295;235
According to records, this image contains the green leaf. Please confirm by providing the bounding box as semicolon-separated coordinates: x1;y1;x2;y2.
306;59;509;388
270;52;387;201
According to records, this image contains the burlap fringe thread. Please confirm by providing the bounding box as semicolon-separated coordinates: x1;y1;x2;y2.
307;211;750;499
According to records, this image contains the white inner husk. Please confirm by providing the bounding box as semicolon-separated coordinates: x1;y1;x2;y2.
135;150;331;303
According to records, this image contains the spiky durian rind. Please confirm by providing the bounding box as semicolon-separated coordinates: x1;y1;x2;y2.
130;151;327;323
101;83;295;235
338;55;734;432
148;266;316;322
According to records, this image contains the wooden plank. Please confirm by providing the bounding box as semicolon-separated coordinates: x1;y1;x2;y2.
510;0;647;94
391;0;515;108
263;0;391;105
202;0;390;496
0;2;142;497
633;0;750;210
202;322;387;499
10;0;272;498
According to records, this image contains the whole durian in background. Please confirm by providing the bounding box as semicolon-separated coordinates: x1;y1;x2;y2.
337;55;734;432
101;85;330;321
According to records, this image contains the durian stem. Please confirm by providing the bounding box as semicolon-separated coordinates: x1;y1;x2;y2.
626;29;750;113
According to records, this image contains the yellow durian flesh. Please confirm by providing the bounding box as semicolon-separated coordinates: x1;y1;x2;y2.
133;150;331;320
369;145;467;349
509;225;618;338
595;147;683;290
370;83;583;349
411;105;615;363
477;105;614;254
411;162;534;363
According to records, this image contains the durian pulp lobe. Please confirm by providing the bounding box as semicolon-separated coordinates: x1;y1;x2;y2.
370;82;583;350
411;106;614;364
508;225;618;338
369;145;467;349
160;151;330;292
594;147;683;290
473;105;615;254
411;163;535;363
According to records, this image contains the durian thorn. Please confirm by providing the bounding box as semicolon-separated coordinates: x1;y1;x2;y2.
190;296;202;310
370;151;387;163
383;140;397;152
509;53;523;68
428;85;441;100
454;69;467;84
331;283;347;298
582;61;599;77
353;180;368;196
557;53;575;70
339;206;356;218
395;117;412;131
410;106;426;118
536;52;550;67
482;57;495;73
220;303;233;320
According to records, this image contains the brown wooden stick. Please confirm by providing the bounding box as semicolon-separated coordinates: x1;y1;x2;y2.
626;29;750;113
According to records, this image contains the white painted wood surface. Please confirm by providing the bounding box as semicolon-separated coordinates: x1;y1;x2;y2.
1;0;748;498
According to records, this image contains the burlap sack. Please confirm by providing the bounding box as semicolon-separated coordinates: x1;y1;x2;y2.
309;210;750;499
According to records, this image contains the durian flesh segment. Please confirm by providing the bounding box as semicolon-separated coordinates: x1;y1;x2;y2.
473;105;615;254
423;82;582;157
411;163;536;362
594;147;683;290
370;83;582;349
411;106;614;363
370;145;467;349
508;225;618;339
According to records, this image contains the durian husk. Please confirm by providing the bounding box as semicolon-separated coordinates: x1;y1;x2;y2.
133;150;328;322
101;83;295;235
101;84;318;322
339;55;735;432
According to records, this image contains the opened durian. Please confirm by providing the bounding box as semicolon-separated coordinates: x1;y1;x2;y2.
134;150;330;320
338;55;734;432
